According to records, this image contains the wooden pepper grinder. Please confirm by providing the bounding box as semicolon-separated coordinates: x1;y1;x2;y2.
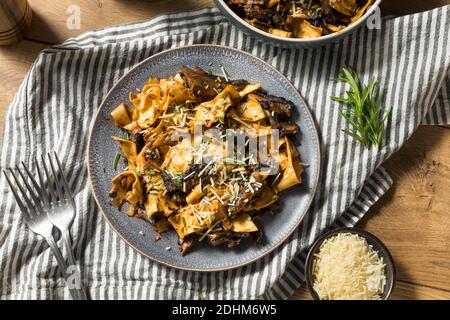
0;0;32;45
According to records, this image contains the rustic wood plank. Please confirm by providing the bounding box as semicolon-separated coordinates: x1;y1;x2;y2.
381;0;450;15
359;126;450;290
392;282;450;300
26;0;214;44
24;0;450;45
291;286;313;300
292;281;450;300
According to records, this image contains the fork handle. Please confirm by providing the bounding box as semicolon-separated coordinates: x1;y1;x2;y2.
62;230;88;300
45;236;85;300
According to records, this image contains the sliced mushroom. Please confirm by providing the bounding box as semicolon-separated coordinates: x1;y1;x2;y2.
207;231;251;248
179;66;226;101
180;237;194;255
255;93;294;119
280;122;299;135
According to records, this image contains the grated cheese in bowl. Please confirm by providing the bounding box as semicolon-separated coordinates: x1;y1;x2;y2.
312;232;387;300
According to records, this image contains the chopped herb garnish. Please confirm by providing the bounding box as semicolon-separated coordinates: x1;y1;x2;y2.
217;116;225;125
123;131;129;140
207;68;213;75
172;180;183;188
113;152;121;170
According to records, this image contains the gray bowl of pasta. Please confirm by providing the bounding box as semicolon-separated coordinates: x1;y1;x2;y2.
215;0;382;47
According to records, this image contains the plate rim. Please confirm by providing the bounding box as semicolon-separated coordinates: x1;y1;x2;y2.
87;44;321;272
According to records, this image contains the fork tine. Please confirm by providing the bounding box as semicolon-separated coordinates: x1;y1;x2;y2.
15;165;44;212
6;169;38;218
34;157;50;208
53;152;73;200
41;154;58;203
22;161;50;206
3;170;30;221
18;163;47;212
48;153;65;202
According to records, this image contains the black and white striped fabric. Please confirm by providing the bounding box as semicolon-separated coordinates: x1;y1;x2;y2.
1;6;449;299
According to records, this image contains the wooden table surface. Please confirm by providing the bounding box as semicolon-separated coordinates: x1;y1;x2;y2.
0;0;449;300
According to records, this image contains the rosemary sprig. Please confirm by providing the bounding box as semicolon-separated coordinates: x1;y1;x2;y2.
331;66;392;148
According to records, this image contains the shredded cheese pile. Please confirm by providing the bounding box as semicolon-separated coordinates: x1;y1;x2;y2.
312;233;386;300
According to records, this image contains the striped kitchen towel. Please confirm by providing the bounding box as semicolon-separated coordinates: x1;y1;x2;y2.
0;6;449;299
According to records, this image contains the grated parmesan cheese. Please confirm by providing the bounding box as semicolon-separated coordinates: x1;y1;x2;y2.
312;233;386;300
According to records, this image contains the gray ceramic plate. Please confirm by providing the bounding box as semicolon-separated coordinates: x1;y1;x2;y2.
87;45;320;272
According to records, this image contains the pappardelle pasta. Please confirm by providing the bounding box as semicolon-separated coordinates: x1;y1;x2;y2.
109;66;303;254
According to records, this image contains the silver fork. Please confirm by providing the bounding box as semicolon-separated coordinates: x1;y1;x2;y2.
3;153;87;300
37;153;88;299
